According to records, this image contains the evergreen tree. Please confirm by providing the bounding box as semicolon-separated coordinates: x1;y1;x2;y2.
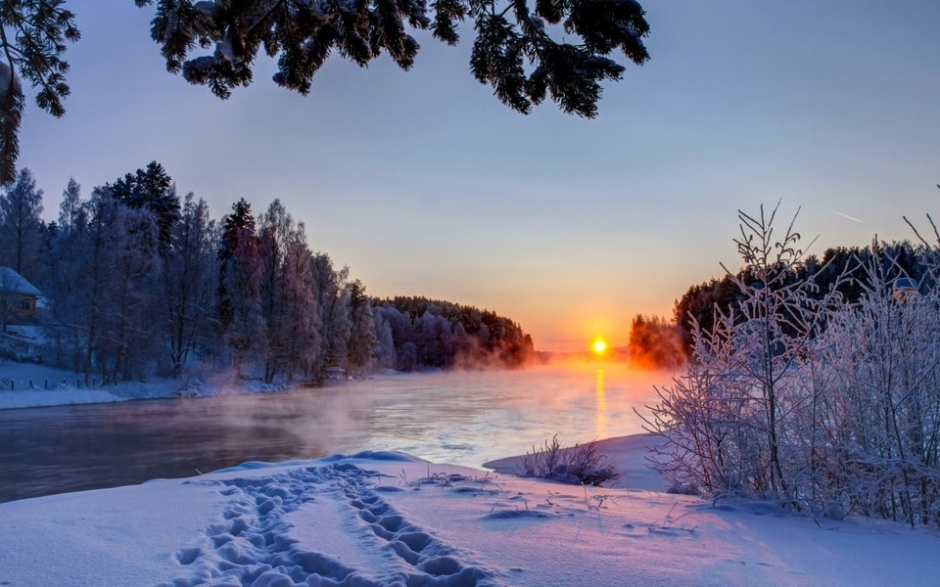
0;2;651;183
136;0;648;119
218;198;255;331
0;1;79;183
346;280;378;373
163;192;217;376
218;199;265;376
109;161;180;255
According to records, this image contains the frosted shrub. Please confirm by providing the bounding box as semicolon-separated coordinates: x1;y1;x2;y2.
519;435;619;486
644;204;845;504
817;258;940;527
648;204;940;527
643;315;765;497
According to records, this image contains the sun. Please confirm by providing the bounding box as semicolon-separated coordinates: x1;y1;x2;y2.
592;338;608;355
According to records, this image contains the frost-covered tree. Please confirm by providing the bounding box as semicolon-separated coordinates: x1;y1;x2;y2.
162;192;217;376
645;203;847;501
45;184;89;369
0;167;44;283
279;228;320;378
416;310;453;366
257;199;320;382
58;177;82;231
311;252;351;378
104;203;161;382
48;180;168;380
816;243;940;527
373;311;397;369
257;199;290;382
56;189;148;383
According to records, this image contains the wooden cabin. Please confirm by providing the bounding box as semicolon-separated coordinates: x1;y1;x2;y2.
0;267;42;318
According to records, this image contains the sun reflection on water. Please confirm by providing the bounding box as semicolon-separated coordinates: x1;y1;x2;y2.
595;368;607;440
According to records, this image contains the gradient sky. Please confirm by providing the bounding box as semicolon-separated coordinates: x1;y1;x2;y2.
15;1;940;351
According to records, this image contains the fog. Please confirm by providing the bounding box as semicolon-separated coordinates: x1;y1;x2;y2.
0;364;676;502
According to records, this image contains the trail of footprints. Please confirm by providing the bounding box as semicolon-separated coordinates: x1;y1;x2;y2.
160;462;503;587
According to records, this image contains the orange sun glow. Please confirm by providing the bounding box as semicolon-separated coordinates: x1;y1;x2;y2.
592;339;608;355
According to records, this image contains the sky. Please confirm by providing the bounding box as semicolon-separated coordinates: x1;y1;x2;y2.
15;1;940;352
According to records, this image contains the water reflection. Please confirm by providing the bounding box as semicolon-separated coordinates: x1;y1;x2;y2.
0;365;670;503
595;369;607;440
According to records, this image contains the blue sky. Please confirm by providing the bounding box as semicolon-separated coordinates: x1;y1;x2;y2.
17;1;940;351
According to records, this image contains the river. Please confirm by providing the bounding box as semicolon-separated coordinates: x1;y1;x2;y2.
0;364;672;503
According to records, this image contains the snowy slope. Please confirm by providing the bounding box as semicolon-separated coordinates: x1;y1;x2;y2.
1;447;937;587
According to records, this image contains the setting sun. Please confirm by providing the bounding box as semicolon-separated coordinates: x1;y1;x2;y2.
592;339;608;355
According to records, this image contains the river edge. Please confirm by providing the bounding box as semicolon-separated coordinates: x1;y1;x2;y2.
0;358;370;410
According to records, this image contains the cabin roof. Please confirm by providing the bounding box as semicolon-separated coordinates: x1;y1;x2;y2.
0;267;42;296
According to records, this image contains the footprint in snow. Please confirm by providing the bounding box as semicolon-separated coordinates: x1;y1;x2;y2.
160;462;505;587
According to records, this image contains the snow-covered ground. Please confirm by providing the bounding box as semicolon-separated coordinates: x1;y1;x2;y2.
0;358;291;410
2;358;938;585
2;437;938;586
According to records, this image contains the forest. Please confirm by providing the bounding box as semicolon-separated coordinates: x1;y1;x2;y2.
0;164;534;384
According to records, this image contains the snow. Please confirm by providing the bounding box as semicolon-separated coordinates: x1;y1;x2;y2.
0;60;21;95
0;359;291;410
0;266;42;296
2;439;939;586
2;360;939;585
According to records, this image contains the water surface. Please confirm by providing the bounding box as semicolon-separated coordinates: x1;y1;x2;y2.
0;365;670;503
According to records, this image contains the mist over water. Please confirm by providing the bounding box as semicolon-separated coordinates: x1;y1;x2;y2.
0;364;673;502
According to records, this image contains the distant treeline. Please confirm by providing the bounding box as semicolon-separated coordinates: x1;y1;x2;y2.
0;164;534;384
626;240;935;369
372;297;534;370
673;240;932;354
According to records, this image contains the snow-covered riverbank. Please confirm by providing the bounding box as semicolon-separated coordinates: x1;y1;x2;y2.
2;436;938;586
0;360;298;410
3;359;938;585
